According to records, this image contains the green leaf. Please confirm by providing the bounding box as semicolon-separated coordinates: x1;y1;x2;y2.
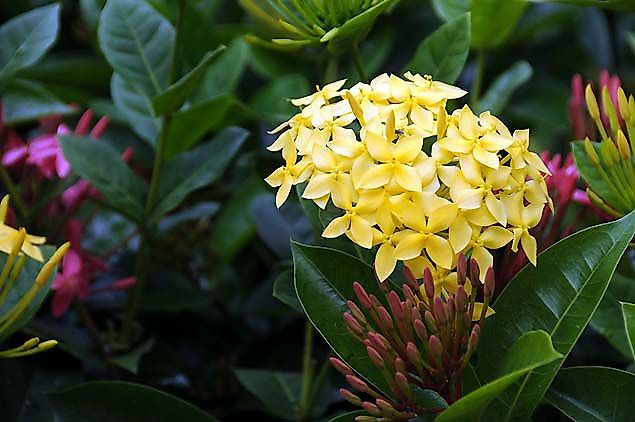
572;141;629;215
234;368;302;420
108;338;154;374
1;79;73;125
196;38;250;101
328;411;366;421
209;177;267;261
0;246;56;342
475;211;635;420
273;270;302;313
249;74;309;126
591;273;635;358
528;0;635;11
140;271;208;313
621;302;635;360
49;381;218;421
0;4;60;80
151;45;225;115
430;0;469;21
98;0;174;96
437;331;561;422
476;61;532;114
165;94;235;157
111;73;160;146
151;127;248;219
546;367;635;421
403;13;470;84
471;0;528;49
60;135;148;222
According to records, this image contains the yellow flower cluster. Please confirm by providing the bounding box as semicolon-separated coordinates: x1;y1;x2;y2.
265;73;551;285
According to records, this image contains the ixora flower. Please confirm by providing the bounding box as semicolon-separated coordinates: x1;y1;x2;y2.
571;74;635;217
265;72;551;284
0;195;69;358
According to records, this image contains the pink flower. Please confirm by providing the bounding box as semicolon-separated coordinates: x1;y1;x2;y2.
2;131;28;167
27;124;72;179
51;249;90;317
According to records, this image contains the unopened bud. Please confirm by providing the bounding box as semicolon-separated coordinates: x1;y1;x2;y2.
394;357;407;375
353;282;372;309
586;84;600;120
355;417;377;422
484;268;495;300
455;285;467;313
428;335;444;367
601;87;620;133
330;357;353;376
584;138;600;164
387;291;404;321
346;91;365;126
11;228;26;256
21;337;40;350
617;130;630;160
377;306;394;330
469;259;480;287
362;401;382;417
402;284;416;304
457;254;467;285
618;88;629;120
347;300;367;324
424;310;438;334
413;318;428;341
346;374;370;393
0;195;9;223
423;268;435;300
433;296;446;325
37;340;58;351
35;242;70;285
376;398;397;414
394;372;412;399
343;312;364;338
406;342;423;367
366;346;385;369
437;105;447;139
340;388;363;406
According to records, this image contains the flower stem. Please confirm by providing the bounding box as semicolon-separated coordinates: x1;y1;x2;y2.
352;43;368;82
0;165;27;218
470;50;486;108
299;320;314;420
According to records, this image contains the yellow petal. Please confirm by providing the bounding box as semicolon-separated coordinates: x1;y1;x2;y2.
364;131;393;162
471;245;493;281
523;203;545;227
521;231;538;265
359;164;393;189
264;167;285;187
459;155;483;185
473;145;499;169
427;203;458;232
455;187;483;210
375;242;397;281
472;303;495;321
302;173;332;199
439;136;472;154
425;235;453;269
329;128;361;157
322;215;350;238
394;135;423;163
480;226;513;249
485;194;507;225
395;231;426;260
449;214;472;252
459;105;479;139
311;143;337;171
394;164;422;192
350;215;373;248
480;132;514;151
275;175;293;208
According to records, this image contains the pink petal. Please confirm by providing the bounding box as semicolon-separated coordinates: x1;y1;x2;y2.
109;277;137;290
62;250;83;277
51;286;74;317
2;146;28;166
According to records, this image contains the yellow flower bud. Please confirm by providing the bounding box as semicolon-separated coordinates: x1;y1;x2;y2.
618;87;629;120
0;195;9;224
35;242;70;285
585;84;600;120
617;130;631;160
584;138;600;165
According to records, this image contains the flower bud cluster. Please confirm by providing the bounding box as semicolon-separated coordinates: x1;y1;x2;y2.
332;255;494;420
265;73;551;283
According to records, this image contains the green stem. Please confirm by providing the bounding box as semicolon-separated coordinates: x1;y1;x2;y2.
323;55;339;84
0;157;27;219
470;50;486;108
120;0;185;345
352;43;367;82
299;320;314;419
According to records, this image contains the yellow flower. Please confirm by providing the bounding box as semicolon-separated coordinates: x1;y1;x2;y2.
265;72;550;282
0;196;45;262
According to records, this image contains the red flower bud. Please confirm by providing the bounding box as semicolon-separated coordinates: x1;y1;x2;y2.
366;346;385;369
353;282;371;309
340;388;363;406
346;374;369;393
329;357;353;376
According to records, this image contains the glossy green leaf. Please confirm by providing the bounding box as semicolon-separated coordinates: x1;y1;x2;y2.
1;79;73;125
209;177;266;261
273;269;302;313
165;94;235;157
0;246;56;342
430;0;469;21
437;331;561;422
98;0;174;96
528;0;635;11
621;302;635;360
0;4;60;80
547;367;635;421
471;0;528;49
60;135;148;222
403;13;470;84
476;211;635;420
234;368;302;420
151;45;225;115
49;381;218;421
151;126;248;219
196;38;249;101
111;73;160;146
591;273;635;358
477;61;532;114
572;141;629;215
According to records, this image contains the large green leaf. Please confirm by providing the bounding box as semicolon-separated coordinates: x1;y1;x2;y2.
48;381;218;421
0;246;56;342
572;141;629;215
430;0;469;21
403;13;470;84
273;269;302;313
591;273;635;358
98;0;174;96
165;94;235;157
151;127;248;219
528;0;635;11
60;135;148;222
546;367;635;421
621;302;635;360
471;0;528;49
476;61;532;114
111;73;160;146
196;38;249;102
0;4;60;81
151;45;225;115
292;241;444;411
1;79;73;125
234;369;302;420
475;212;635;420
437;331;561;422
